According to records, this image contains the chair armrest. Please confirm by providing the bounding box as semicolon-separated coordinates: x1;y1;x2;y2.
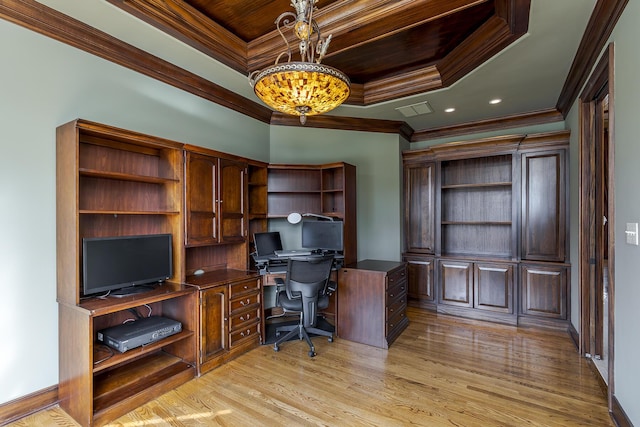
274;277;285;286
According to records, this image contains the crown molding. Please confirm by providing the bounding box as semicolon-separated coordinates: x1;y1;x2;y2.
556;0;628;116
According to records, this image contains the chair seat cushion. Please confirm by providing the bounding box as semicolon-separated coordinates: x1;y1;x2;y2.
277;291;330;311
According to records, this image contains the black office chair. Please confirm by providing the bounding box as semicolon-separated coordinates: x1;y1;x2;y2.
273;254;336;357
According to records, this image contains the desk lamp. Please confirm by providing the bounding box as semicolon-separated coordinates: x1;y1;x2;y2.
287;212;335;224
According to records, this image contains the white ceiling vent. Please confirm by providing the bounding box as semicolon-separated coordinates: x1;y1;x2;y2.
395;101;433;117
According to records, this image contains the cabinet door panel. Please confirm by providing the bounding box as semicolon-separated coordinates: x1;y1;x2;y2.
520;264;567;319
474;263;513;313
404;163;435;253
219;158;246;243
201;287;227;362
522;151;566;261
186;153;217;245
439;261;472;307
405;257;434;302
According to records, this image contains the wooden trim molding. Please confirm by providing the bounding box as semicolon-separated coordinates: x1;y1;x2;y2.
107;0;247;74
0;0;272;124
556;0;628;116
0;385;58;425
270;113;415;142
611;395;633;427
411;108;563;142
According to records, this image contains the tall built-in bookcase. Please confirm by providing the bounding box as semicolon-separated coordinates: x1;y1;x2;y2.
56;119;197;426
403;132;570;328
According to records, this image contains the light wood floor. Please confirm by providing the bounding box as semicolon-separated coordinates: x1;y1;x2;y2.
8;308;612;426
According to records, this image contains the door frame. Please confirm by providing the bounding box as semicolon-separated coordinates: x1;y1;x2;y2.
578;43;615;408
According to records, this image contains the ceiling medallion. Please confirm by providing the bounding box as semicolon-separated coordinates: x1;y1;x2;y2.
249;0;350;125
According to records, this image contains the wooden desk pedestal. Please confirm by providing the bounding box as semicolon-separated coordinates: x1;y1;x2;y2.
338;260;408;349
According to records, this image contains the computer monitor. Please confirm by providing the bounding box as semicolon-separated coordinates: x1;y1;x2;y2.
253;231;283;256
301;220;343;252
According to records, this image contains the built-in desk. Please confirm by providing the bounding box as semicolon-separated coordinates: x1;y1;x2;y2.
338;260;408;349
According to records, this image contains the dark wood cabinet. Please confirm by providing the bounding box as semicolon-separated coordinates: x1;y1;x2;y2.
403;131;570;329
403;255;435;308
438;260;473;307
404;162;435;253
474;262;514;314
185;150;246;247
186;270;261;375
199;285;227;373
520;263;567;320
338;260;408;349
521;150;566;262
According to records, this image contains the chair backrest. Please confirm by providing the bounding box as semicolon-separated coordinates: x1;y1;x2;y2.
284;255;334;327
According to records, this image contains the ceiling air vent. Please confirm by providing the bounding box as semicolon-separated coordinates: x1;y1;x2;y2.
395;101;433;117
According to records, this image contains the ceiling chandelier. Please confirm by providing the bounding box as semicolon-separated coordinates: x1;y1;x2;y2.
249;0;350;125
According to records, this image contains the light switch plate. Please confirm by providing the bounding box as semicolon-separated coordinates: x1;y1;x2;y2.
625;223;638;245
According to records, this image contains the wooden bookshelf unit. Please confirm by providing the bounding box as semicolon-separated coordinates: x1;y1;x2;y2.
56;120;197;426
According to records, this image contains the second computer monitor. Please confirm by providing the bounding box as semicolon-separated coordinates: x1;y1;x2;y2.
301;220;343;252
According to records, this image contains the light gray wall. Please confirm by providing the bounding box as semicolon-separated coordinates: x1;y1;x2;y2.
269;126;403;262
578;1;640;421
0;18;268;404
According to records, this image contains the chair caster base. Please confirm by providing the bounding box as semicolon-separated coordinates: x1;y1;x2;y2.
273;345;280;352
328;337;333;342
308;350;316;357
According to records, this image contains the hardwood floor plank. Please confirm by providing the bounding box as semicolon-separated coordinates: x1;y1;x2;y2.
6;308;613;426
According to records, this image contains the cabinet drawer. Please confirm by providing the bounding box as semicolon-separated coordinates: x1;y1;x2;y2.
386;296;406;320
386;303;407;333
229;279;260;298
387;268;407;289
229;307;261;331
229;322;260;347
387;279;407;304
229;292;260;313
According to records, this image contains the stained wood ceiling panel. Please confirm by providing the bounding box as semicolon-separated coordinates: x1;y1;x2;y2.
108;0;529;105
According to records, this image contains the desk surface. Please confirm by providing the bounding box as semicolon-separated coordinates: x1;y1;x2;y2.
343;259;405;272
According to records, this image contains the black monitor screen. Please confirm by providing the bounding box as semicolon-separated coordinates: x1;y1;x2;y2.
301;221;343;252
82;234;173;296
254;231;283;256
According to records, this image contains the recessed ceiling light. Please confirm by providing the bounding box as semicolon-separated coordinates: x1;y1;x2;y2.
489;98;502;105
445;107;455;113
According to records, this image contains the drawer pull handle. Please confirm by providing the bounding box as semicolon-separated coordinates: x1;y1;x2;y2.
389;293;394;298
243;285;248;289
240;314;251;321
240;299;250;306
240;329;251;337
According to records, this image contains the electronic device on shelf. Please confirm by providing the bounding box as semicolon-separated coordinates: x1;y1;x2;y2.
97;316;182;353
82;234;173;297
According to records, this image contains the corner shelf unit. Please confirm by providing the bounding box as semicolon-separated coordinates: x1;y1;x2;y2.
267;162;357;265
56;119;196;426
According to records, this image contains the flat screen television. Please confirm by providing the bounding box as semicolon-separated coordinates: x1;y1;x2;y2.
301;220;344;252
82;234;173;297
